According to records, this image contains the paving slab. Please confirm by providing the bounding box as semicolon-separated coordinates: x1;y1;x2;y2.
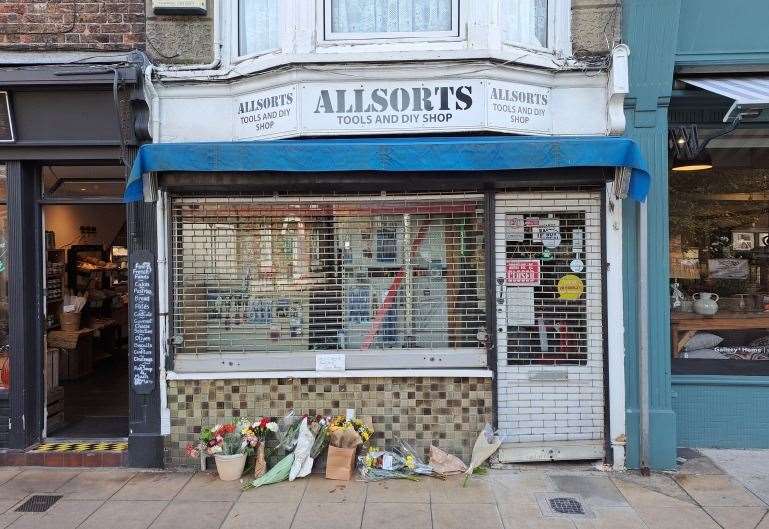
703;449;769;505
362;502;431;529
366;479;430;503
303;475;366;504
113;472;193;501
674;474;766;507
549;475;628;508
176;471;244;502
78;500;168;529
221;501;297;529
430;474;496;504
0;469;79;500
8;499;103;529
676;450;724;476
705;506;767;529
149;500;233;529
238;478;307;504
490;471;555;508
610;473;695;508
55;470;136;500
0;470;20;488
291;501;364;529
633;505;721;529
498;501;577;529
573;506;648;529
432;502;504;529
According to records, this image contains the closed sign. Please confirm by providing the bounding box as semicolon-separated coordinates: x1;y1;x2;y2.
506;259;541;286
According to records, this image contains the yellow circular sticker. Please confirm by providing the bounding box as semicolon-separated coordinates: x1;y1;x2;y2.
558;274;584;300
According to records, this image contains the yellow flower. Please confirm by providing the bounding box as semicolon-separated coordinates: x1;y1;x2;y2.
405;455;416;470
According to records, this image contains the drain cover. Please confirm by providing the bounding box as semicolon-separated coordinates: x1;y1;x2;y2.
548;497;585;515
15;495;62;513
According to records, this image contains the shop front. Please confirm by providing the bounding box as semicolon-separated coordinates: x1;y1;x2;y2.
127;129;648;467
623;0;769;467
0;58;157;467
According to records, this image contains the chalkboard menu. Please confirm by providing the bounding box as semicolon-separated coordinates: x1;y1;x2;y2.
131;250;155;394
0;92;14;143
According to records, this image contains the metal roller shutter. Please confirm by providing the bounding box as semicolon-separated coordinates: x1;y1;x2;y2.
169;193;487;365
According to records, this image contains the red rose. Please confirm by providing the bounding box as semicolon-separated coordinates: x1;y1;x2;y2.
259;417;269;429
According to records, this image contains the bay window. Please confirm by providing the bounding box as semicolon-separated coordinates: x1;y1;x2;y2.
170;194;487;371
238;0;280;57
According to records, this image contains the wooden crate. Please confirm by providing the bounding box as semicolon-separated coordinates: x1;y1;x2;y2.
58;335;94;381
47;386;65;433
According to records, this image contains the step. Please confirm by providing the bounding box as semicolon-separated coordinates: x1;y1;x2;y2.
498;440;604;463
0;440;128;467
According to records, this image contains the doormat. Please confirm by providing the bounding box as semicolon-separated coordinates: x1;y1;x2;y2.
30;442;128;453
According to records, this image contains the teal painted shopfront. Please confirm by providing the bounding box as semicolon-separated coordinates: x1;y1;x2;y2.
623;0;769;469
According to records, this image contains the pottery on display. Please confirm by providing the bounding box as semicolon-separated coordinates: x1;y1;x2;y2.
693;292;719;316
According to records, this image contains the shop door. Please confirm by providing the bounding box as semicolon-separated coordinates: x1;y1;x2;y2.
494;191;605;462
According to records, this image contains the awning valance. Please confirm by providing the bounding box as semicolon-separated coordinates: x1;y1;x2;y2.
682;77;769;122
124;136;650;203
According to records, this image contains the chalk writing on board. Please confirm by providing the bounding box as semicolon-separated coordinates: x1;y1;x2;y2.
131;254;155;393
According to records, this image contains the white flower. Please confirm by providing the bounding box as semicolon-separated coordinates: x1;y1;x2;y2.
266;422;279;432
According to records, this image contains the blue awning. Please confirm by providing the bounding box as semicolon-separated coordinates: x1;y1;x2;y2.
125;136;650;202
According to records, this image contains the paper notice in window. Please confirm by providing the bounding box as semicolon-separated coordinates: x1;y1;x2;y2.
316;354;346;372
506;287;535;326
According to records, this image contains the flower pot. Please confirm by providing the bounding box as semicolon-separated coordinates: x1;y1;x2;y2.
214;453;246;481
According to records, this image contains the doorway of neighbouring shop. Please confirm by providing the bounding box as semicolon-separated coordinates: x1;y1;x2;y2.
41;165;129;440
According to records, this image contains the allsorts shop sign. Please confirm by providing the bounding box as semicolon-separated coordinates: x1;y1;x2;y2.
234;79;551;141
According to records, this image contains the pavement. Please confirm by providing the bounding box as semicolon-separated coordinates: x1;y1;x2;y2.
0;450;766;528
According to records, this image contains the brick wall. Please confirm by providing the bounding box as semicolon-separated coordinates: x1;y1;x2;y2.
165;376;493;469
0;1;145;51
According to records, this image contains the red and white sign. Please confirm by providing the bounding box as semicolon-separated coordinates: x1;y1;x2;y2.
506;259;541;286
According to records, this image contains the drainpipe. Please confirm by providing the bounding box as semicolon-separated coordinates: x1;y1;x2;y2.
144;65;161;144
638;201;650;472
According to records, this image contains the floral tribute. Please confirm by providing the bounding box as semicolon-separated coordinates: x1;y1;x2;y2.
185;417;278;458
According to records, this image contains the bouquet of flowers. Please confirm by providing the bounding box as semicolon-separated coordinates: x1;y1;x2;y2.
358;447;420;481
309;415;331;459
241;417;279;477
185;420;255;458
328;415;373;445
394;439;447;480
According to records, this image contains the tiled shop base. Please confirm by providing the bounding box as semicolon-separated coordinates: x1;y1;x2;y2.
166;376;493;468
0;442;128;467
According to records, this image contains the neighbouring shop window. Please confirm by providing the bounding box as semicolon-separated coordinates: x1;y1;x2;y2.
239;0;280;56
501;0;549;49
324;0;459;40
170;195;486;361
669;164;769;372
0;165;8;389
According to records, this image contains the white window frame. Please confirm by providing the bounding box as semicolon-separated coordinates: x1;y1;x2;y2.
320;0;463;43
499;0;571;54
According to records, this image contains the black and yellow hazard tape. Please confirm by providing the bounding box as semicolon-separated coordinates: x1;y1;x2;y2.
31;442;128;453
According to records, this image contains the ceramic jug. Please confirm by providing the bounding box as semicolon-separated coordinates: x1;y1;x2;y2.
693;292;719;316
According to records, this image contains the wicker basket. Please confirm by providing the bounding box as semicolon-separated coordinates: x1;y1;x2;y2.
60;311;82;332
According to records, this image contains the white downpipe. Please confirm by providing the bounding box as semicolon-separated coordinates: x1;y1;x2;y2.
638;201;650;470
606;185;626;470
156;191;171;436
160;0;223;72
144;64;161;143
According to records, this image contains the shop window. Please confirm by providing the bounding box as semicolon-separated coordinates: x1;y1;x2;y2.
238;0;280;57
42;165;124;200
170;195;486;368
669;163;769;374
501;0;549;49
323;0;459;40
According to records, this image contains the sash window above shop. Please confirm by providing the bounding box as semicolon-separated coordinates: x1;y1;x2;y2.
169;194;487;371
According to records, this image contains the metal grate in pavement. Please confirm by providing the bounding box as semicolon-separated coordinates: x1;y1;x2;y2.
548;497;585;515
15;495;62;512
